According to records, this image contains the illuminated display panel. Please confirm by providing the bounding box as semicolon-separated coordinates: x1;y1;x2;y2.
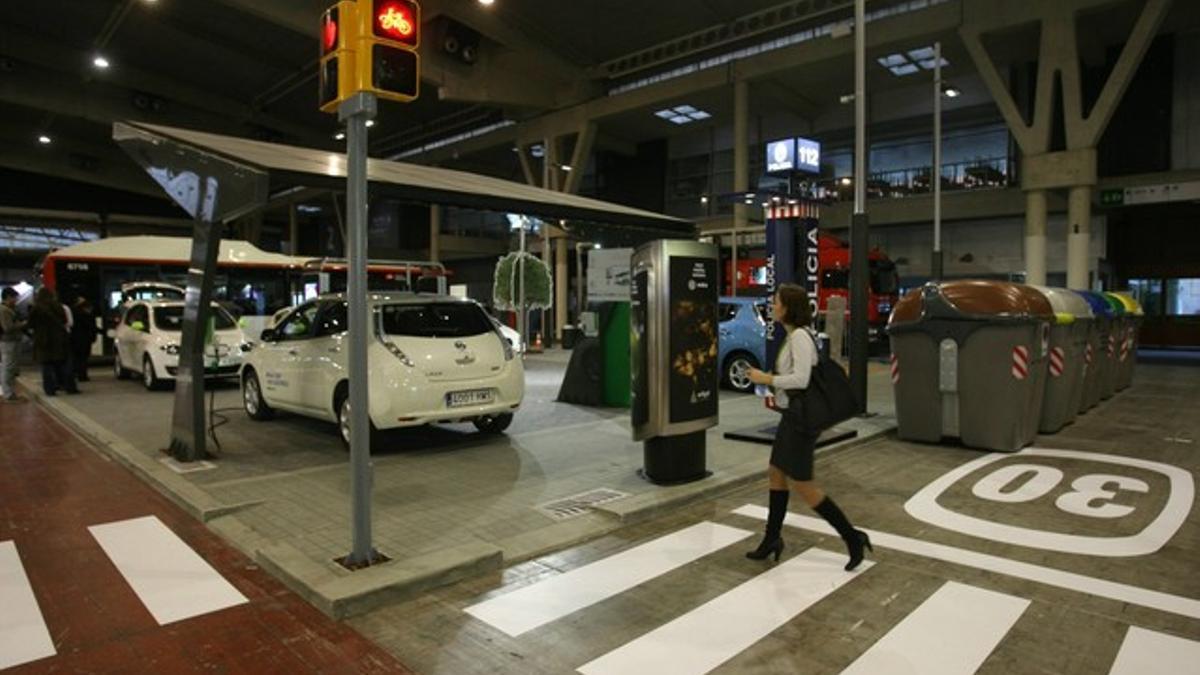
372;0;419;47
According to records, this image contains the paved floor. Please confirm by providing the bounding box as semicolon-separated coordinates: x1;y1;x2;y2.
0;399;411;674
348;361;1200;675
26;350;895;617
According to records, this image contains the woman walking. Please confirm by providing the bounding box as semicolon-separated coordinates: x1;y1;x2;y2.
29;288;78;396
746;283;871;571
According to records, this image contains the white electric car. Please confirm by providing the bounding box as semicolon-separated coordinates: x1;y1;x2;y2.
113;300;250;390
239;293;525;447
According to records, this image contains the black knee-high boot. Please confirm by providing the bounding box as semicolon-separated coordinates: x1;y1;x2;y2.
746;490;789;561
813;497;872;571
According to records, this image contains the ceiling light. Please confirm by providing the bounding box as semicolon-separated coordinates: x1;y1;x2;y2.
478;0;495;5
593;243;601;249
877;54;906;68
839;93;855;104
918;57;949;70
37;135;51;145
907;47;936;61
92;55;110;69
334;131;346;140
700;195;708;204
942;86;962;98
890;64;920;76
840;177;851;186
560;164;572;172
654;104;712;125
365;119;375;128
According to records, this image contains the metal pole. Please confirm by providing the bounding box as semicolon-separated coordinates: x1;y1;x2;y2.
849;0;870;414
732;79;749;298
576;243;585;323
338;92;377;566
932;41;944;280
518;220;526;350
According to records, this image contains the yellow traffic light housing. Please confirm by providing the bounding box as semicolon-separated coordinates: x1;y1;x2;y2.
318;1;361;113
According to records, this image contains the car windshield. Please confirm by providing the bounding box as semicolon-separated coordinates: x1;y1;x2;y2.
126;287;184;302
153;306;237;332
378;302;493;338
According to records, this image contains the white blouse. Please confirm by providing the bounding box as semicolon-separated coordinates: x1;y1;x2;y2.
772;327;817;410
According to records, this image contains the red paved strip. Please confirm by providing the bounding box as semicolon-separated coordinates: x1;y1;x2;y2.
0;399;412;674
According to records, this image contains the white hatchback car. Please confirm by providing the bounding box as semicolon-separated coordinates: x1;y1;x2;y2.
113;300;250;390
239;293;525;447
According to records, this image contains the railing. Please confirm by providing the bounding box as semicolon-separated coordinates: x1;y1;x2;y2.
817;156;1013;202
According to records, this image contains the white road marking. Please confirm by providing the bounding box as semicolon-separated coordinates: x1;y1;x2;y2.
839;581;1029;675
88;516;247;625
466;522;752;637
1108;626;1200;675
577;548;873;675
732;504;1200;620
0;541;56;669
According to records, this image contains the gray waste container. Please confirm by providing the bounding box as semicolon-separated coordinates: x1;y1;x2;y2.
1073;291;1113;412
1098;294;1126;400
888;280;1055;452
1031;286;1093;433
1108;292;1143;390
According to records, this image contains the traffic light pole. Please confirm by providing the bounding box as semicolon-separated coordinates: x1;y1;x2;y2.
849;0;870;414
339;91;378;567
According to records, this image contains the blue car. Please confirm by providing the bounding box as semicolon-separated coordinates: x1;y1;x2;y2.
718;296;769;393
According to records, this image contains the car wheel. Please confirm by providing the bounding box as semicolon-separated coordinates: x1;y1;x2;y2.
725;352;758;393
142;355;161;391
335;389;379;451
242;369;274;421
114;353;129;380
473;413;514;434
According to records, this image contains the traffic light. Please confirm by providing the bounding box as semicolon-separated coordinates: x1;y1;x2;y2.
357;0;421;103
318;1;360;113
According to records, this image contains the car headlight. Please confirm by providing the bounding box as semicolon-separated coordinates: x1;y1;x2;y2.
381;339;414;367
160;344;180;355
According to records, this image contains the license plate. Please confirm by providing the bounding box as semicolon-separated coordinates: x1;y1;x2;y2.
447;389;494;408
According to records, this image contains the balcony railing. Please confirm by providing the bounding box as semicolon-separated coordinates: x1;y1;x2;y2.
818;156;1013;202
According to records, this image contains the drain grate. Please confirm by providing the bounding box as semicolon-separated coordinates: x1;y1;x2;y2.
537;488;631;521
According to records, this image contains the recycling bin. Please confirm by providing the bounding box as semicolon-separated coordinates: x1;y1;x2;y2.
888;280;1054;452
1098;294;1126;399
1108;292;1143;390
1030;286;1093;433
1073;291;1114;412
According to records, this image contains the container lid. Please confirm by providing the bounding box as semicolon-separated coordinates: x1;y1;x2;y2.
1109;291;1144;316
1102;292;1127;316
1031;285;1094;323
1073;290;1114;317
890;280;1054;326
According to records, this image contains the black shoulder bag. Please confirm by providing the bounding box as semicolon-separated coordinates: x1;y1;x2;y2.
784;330;858;433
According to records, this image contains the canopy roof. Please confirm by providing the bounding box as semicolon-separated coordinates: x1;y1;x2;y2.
116;121;692;235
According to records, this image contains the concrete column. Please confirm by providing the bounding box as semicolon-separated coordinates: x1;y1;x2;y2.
288;202;298;255
732;79;749;297
1024;190;1048;286
555;237;568;341
1067;185;1092;289
429;204;441;262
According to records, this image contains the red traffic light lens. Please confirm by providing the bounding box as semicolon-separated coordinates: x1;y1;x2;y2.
373;1;418;46
321;8;339;54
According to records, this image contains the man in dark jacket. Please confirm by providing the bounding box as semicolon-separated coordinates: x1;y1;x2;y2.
70;298;98;382
29;287;77;396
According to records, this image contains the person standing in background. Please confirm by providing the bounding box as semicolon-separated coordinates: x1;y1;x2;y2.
70;298;97;382
0;287;27;402
29;287;78;396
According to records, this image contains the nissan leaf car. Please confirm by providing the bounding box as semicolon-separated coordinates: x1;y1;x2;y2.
239;293;525;448
113;300;250;390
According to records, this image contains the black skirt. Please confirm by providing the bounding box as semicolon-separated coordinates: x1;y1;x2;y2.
770;411;817;481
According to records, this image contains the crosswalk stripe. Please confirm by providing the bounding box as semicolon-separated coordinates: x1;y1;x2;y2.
576;548;873;675
1108;626;1200;675
839;581;1029;675
88;516;248;625
466;522;753;637
0;541;57;670
732;504;1200;620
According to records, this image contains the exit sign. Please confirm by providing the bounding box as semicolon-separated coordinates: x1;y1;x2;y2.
1099;188;1124;206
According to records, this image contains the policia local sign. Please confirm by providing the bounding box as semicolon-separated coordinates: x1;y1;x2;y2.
766;137;821;174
